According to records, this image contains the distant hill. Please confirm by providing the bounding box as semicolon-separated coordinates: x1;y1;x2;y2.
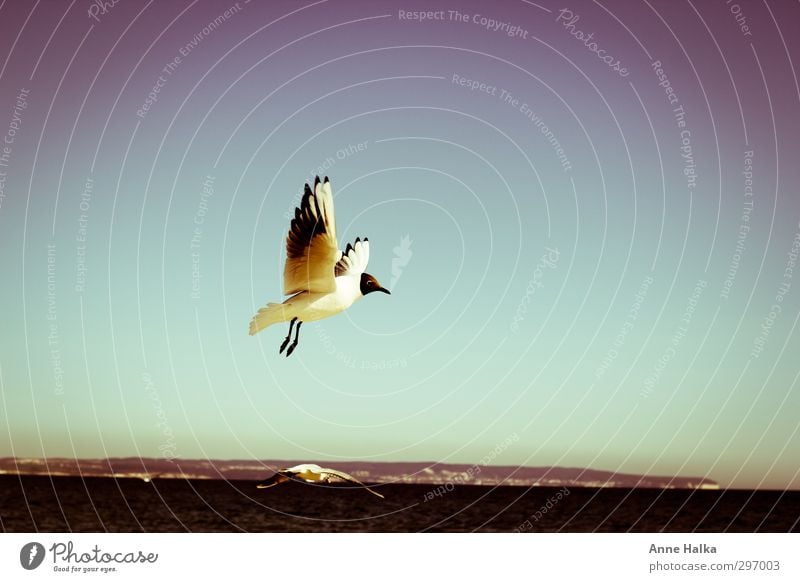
0;457;719;489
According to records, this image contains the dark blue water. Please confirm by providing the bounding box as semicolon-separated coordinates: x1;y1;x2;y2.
1;476;797;532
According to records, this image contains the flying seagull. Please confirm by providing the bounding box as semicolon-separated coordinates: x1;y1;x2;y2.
249;176;390;356
256;463;385;498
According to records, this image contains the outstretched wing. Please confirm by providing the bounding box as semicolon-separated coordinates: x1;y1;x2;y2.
284;177;338;295
334;237;370;277
255;472;291;489
321;467;384;499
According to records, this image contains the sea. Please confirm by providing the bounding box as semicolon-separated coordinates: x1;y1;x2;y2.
1;476;797;532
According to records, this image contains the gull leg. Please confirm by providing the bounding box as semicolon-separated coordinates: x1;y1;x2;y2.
279;318;297;354
286;321;302;357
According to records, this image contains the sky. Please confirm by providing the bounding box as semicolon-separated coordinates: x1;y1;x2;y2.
0;0;799;490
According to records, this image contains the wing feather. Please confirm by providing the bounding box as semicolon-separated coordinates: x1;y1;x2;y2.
321;467;384;498
334;237;370;277
283;177;338;294
255;472;291;489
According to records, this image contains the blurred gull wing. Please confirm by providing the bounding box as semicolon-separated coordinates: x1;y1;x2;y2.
320;467;385;499
255;471;292;489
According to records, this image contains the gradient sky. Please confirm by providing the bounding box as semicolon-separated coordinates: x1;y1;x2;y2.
0;0;799;490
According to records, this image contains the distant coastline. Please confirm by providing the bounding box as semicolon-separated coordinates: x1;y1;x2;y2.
0;457;719;490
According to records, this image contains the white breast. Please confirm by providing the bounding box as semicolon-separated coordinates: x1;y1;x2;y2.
285;276;362;322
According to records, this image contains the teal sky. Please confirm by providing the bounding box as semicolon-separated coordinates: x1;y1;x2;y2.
0;0;799;490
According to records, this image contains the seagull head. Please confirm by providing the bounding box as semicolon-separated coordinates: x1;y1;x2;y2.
360;273;390;296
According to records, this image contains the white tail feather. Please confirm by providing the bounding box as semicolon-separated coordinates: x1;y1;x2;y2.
249;303;286;335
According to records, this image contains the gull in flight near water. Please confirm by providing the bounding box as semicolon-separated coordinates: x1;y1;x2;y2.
256;463;385;498
249;176;390;356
